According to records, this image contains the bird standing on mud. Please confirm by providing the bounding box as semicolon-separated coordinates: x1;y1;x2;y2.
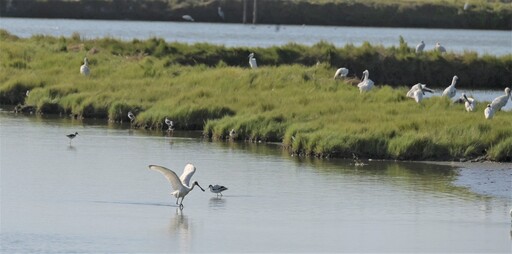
149;164;205;208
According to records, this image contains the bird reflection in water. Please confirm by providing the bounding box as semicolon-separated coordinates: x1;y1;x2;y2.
209;197;226;209
169;208;191;252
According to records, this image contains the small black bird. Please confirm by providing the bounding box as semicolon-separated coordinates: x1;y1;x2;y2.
66;132;79;144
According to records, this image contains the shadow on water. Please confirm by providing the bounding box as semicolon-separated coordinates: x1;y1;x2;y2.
168;208;191;252
92;200;175;207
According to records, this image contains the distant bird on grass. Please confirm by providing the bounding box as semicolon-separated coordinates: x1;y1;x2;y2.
460;93;476;112
415;41;425;53
333;67;349;80
442;75;458;99
149;164;205;208
490;87;511;111
66;132;78;144
407;83;427;103
182;15;194;22
248;53;258;69
80;57;90;76
208;184;228;197
435;42;446;53
357;70;374;93
127;111;135;123
484;104;494;119
165;117;174;132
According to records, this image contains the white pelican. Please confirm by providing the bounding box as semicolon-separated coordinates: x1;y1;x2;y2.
442;75;458;98
490;87;511;111
182;15;194;22
357;70;374;93
460;93;476;112
333;67;349;80
407;83;434;98
248;53;257;69
218;7;225;20
66;132;78;144
208;184;228;197
149;164;205;208
80;57;90;76
127;111;135;123
415;41;425;53
484;104;494;119
165;117;174;131
435;42;446;53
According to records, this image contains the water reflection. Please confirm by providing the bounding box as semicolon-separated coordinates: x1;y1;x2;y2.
168;208;191;253
209;197;226;210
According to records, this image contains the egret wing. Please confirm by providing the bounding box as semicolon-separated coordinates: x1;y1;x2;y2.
148;165;182;190
180;163;196;187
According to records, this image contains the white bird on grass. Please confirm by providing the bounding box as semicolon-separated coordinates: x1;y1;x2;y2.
484;104;494;119
442;75;458;98
149;164;205;208
208;184;228;197
415;41;425;53
490;87;511;111
435;42;446;53
182;15;194;22
80;57;90;76
165;117;174;131
66;132;78;144
357;70;374;93
460;93;476;112
248;53;258;69
407;83;428;103
333;67;349;80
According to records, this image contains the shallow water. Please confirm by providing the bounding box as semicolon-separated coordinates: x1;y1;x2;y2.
0;113;511;252
1;17;511;56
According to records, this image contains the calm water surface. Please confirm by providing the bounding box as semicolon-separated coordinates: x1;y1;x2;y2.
1;17;511;56
1;113;511;253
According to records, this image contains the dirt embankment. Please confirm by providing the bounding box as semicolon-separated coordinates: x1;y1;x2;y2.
0;0;511;30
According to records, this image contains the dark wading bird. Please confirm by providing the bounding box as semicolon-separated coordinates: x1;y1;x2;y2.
148;164;205;208
66;132;78;144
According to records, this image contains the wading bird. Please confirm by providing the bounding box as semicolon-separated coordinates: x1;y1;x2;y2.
165;117;174;132
149;164;205;208
435;42;446;53
66;132;78;144
127;111;135;123
218;7;225;20
333;67;349;80
461;93;476;112
182;15;194;22
484;104;494;119
248;53;258;69
442;75;458;98
490;87;510;111
80;57;90;76
357;70;374;93
415;41;425;53
208;184;228;197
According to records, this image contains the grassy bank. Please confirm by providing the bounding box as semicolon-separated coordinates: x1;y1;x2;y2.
1;0;511;30
1;31;511;161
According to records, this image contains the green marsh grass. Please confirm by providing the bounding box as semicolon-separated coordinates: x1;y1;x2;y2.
0;31;511;161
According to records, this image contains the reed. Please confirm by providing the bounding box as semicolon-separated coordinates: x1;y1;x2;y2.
0;31;510;161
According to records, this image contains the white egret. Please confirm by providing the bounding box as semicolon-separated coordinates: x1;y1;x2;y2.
208;184;228;197
80;57;90;76
357;70;374;93
442;75;458;98
484;104;494;119
127;111;135;123
435;42;446;53
218;7;225;20
182;15;194;22
415;41;425;53
148;164;205;208
248;53;257;69
333;67;349;80
66;132;78;144
490;87;511;111
165;117;174;131
461;93;476;112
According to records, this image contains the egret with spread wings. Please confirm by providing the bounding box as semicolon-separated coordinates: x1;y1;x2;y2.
149;164;205;208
